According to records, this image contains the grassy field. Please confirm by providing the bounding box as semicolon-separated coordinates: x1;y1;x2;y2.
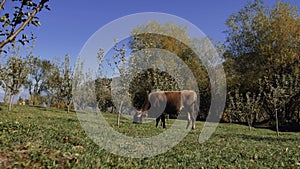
1;105;300;168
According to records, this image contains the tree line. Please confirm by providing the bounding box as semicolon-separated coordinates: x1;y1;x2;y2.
0;44;73;112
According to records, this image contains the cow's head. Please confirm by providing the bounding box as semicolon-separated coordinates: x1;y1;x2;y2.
133;110;148;124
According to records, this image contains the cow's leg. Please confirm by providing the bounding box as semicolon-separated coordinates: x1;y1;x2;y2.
191;112;196;129
156;116;161;128
161;114;166;128
191;105;196;129
186;112;191;129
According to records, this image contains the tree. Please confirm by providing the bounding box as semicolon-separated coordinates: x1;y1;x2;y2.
46;57;62;108
0;45;30;110
73;56;96;111
223;0;300;132
262;74;300;136
96;21;222;119
94;48;115;112
129;68;180;109
227;86;262;130
45;55;73;112
25;56;52;105
61;54;73;113
224;0;300;92
0;0;50;52
129;22;208;116
95;77;113;112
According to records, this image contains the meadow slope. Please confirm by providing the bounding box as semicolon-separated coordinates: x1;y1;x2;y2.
1;105;300;168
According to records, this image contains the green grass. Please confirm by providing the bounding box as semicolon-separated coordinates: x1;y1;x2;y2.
1;105;300;168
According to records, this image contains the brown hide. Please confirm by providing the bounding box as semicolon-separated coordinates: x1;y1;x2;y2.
133;90;197;129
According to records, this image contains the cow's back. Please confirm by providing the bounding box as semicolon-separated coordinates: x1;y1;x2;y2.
164;91;182;115
181;90;197;106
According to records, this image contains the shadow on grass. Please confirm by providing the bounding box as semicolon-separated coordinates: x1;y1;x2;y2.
215;132;300;142
29;105;76;113
254;123;300;132
220;120;300;132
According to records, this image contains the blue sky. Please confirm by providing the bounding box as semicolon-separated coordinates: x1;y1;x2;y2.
17;0;300;65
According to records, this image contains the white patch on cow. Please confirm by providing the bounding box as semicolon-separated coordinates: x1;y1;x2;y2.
179;105;184;111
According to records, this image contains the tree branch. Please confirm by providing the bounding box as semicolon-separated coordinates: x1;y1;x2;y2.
0;0;6;12
0;0;48;50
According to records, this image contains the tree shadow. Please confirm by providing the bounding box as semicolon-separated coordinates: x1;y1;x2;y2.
215;132;300;142
254;123;300;132
222;120;300;132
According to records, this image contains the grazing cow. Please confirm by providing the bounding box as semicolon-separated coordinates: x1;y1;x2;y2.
133;90;197;129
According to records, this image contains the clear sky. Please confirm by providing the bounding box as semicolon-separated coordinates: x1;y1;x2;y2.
24;0;300;65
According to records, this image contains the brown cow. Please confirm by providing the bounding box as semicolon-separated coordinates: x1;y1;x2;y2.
133;90;197;129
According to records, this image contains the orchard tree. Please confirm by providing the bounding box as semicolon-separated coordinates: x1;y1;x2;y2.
0;45;30;110
25;56;52;105
95;77;113;112
227;87;262;130
262;74;300;136
45;55;73;112
73;56;96;111
0;0;50;52
61;54;73;113
46;57;62;108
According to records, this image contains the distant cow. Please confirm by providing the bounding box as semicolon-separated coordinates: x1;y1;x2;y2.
133;90;197;129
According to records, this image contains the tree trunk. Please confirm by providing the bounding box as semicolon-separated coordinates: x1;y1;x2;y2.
8;94;13;111
3;88;8;105
96;102;100;115
275;108;279;137
57;99;59;110
67;104;70;113
248;111;252;131
248;118;252;131
117;101;123;128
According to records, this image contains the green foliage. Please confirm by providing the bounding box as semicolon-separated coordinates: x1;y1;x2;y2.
45;55;73;111
261;74;300;135
46;58;63;107
100;22;210;115
61;55;73;113
223;0;300;128
227;86;262;130
32;57;52;93
129;68;180;109
0;105;300;168
25;56;54;105
0;44;30;110
95;77;113;111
